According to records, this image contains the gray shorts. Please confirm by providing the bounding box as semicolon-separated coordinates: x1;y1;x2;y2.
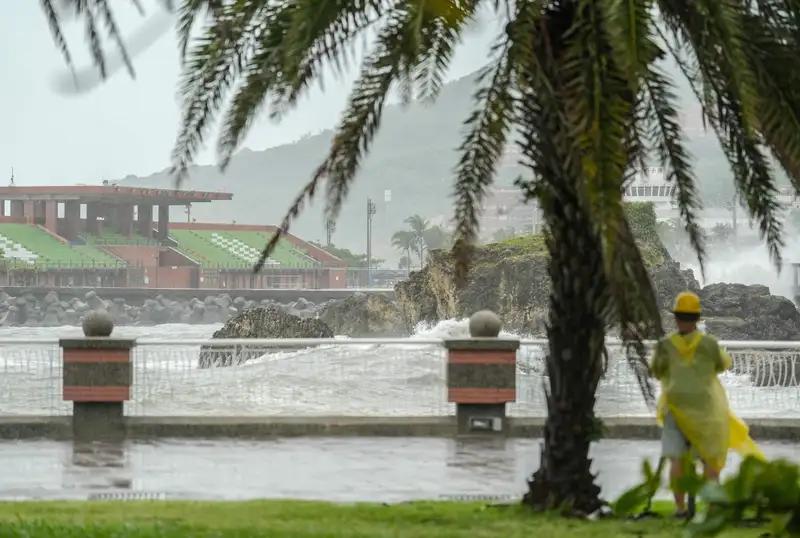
661;413;691;459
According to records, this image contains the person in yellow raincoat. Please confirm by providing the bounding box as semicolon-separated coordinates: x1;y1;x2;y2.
650;291;764;516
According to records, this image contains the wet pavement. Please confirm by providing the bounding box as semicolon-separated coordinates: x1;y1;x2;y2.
0;437;797;502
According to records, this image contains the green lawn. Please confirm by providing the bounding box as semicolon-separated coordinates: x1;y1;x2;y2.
0;501;764;537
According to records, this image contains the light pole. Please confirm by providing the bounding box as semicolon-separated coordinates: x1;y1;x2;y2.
326;218;336;247
367;198;376;287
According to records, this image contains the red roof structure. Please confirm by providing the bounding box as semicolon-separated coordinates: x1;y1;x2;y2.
0;185;231;204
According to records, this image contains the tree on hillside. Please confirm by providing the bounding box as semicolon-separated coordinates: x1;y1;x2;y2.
422;225;453;252
390;230;417;269
491;227;517;243
48;0;800;514
393;218;452;267
404;215;430;266
310;243;382;269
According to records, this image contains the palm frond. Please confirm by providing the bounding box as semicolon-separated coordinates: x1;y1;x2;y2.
412;0;478;101
659;0;785;265
565;0;662;401
40;0;74;72
216;1;386;167
643;64;705;270
602;0;656;91
177;0;221;59
741;12;800;188
450;46;515;282
452;0;543;282
41;0;174;85
171;1;269;182
255;5;419;270
96;0;135;77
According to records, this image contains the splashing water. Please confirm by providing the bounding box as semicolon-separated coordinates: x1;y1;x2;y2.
0;320;797;419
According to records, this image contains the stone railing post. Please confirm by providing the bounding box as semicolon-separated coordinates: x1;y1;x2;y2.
444;310;519;435
60;311;134;440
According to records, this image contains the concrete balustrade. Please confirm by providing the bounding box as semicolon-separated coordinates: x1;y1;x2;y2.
60;310;134;440
445;310;519;435
13;309;795;443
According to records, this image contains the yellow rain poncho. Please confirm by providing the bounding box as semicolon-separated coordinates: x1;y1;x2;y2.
651;331;765;471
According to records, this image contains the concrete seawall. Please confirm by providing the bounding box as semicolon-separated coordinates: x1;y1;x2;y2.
2;416;799;441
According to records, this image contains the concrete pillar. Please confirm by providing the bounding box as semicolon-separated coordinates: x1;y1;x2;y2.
445;311;518;436
157;204;170;240
101;203;116;233
117;204;133;236
60;314;133;441
23;201;35;224
9;200;23;218
33;201;45;222
137;204;153;238
44;201;58;233
86;202;100;235
0;200;5;216
64;200;81;240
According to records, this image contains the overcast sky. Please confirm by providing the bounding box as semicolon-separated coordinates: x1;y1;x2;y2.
0;1;497;187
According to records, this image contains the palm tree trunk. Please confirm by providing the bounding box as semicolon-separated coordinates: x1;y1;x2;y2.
523;184;608;515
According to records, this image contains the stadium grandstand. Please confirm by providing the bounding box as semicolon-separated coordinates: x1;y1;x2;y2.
0;185;345;289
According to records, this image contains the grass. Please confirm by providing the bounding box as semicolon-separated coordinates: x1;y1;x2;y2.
0;500;764;537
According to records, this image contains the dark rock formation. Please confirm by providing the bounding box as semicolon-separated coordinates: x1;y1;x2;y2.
701;283;800;340
395;235;698;336
395;240;551;336
694;283;800;387
318;293;406;336
198;306;333;368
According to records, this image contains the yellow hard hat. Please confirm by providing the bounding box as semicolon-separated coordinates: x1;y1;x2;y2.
673;291;701;315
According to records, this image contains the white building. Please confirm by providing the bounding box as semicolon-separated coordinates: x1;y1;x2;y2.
623;167;677;207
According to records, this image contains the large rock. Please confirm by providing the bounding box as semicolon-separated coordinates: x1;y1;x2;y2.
700;283;800;341
198;306;333;367
395;214;697;336
395;239;551;335
319;293;406;336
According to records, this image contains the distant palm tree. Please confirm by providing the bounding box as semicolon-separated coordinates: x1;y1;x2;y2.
398;255;412;271
422;225;452;252
46;0;800;514
404;215;430;266
391;231;416;269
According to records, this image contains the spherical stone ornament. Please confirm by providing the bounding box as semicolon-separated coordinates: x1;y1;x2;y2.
82;309;114;337
469;310;502;338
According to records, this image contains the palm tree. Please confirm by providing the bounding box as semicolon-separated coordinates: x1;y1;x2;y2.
404;215;431;267
422;225;452;252
45;0;800;513
391;230;417;269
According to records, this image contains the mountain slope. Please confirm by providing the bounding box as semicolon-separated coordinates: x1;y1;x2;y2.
119;70;734;262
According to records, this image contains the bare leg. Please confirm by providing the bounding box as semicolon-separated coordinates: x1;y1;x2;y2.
670;458;686;513
704;464;720;482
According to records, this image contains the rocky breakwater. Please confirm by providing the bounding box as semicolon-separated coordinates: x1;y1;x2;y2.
318;292;405;337
700;283;800;387
395;204;696;335
0;290;321;327
394;202;800;386
198;306;332;368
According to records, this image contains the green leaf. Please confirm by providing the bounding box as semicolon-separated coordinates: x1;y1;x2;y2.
687;513;728;537
613;483;652;516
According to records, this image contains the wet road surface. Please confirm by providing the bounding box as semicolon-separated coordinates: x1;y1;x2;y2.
0;437;797;502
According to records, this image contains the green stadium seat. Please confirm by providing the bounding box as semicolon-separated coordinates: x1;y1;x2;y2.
0;224;119;269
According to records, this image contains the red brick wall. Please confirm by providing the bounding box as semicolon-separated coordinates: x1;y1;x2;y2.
102;246;161;267
153;266;197;288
